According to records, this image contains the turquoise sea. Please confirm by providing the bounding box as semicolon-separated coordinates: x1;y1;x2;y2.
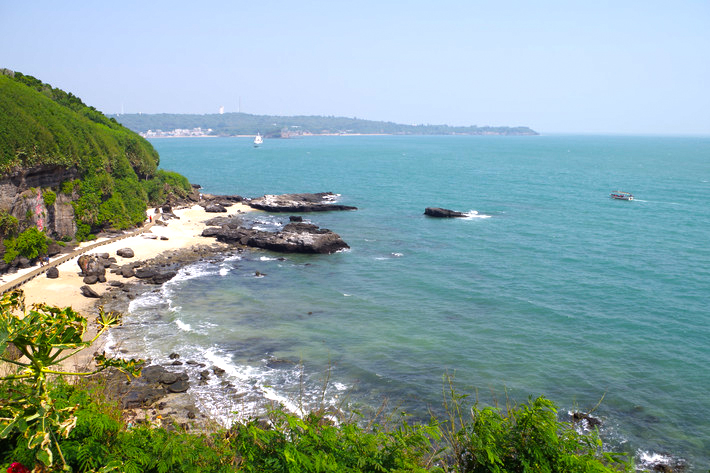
111;135;709;470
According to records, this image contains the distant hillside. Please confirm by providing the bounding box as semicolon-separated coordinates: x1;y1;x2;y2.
111;112;538;137
0;69;192;242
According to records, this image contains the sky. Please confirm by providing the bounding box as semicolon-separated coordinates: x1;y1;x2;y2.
1;0;709;134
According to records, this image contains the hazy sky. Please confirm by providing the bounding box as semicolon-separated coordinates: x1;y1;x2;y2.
1;0;708;134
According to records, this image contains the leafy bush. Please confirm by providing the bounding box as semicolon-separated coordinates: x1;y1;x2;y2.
142;169;192;205
0;211;18;238
2;228;48;263
440;379;632;473
42;189;56;206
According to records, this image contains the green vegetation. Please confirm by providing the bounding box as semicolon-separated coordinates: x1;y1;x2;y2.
43;189;57;207
3;228;49;263
0;293;632;472
0;291;142;468
0;69;192;238
0;211;19;238
112;112;539;137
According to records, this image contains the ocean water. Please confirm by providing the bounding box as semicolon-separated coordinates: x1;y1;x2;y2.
111;135;709;470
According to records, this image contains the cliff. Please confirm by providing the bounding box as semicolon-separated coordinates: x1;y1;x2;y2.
0;70;192;244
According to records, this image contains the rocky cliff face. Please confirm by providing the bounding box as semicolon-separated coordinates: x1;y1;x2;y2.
0;165;78;239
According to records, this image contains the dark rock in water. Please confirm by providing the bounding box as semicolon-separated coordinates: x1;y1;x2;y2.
249;222;349;254
169;353;180;359
212;367;226;376
571;411;602;428
83;275;98;285
159;372;179;385
80;285;100;298
205;204;227;213
171;360;183;366
289;215;303;222
205;220;349;254
167;379;190;393
424;207;466;218
117;247;135;258
248;192;357;212
46;266;59;278
160;236;169;240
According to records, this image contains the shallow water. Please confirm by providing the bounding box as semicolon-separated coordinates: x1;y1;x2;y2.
113;135;709;470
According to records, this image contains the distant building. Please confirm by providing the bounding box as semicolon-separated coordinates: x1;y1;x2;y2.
219;106;224;115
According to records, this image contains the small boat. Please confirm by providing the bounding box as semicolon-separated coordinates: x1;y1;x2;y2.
610;191;634;201
253;133;263;147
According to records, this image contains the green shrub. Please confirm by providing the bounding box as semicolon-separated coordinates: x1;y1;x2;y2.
143;169;192;204
0;211;18;238
42;189;56;206
2;228;48;263
440;380;632;473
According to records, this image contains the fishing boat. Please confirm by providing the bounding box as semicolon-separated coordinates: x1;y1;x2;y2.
253;133;263;147
610;191;634;201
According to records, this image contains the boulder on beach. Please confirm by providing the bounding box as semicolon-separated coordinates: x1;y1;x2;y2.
46;266;59;278
117;248;135;258
205;203;227;213
77;254;107;278
424;207;467;218
80;285;100;298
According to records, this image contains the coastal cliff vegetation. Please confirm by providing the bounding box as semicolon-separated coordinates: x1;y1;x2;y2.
0;69;192;250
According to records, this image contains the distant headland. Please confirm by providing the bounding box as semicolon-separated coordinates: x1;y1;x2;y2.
109;112;538;138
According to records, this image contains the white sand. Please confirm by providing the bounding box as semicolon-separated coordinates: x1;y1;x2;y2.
12;203;253;370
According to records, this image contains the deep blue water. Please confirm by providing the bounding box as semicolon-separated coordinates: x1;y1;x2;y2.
115;135;709;470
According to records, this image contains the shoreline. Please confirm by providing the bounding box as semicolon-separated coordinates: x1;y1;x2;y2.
12;202;255;426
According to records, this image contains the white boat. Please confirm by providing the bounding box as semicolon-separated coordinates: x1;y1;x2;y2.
610;191;634;201
253;133;263;147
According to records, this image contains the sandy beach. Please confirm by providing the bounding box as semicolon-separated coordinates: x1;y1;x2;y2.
11;202;253;371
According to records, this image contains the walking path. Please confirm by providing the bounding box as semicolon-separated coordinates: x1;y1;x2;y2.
0;222;154;295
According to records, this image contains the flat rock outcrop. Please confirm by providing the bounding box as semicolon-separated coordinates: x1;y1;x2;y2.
203;221;349;254
424;207;466;218
248;192;357;212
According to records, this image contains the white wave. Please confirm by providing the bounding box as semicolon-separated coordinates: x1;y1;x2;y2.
259;256;278;261
322;193;341;201
343;293;351;297
391;252;403;257
332;382;348;391
637;450;682;470
219;267;229;276
374;257;388;261
335;247;351;253
175;319;192;332
127;292;167;313
463;210;492;219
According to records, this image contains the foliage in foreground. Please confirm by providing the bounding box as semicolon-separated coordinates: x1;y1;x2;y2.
0;293;632;472
0;291;141;469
